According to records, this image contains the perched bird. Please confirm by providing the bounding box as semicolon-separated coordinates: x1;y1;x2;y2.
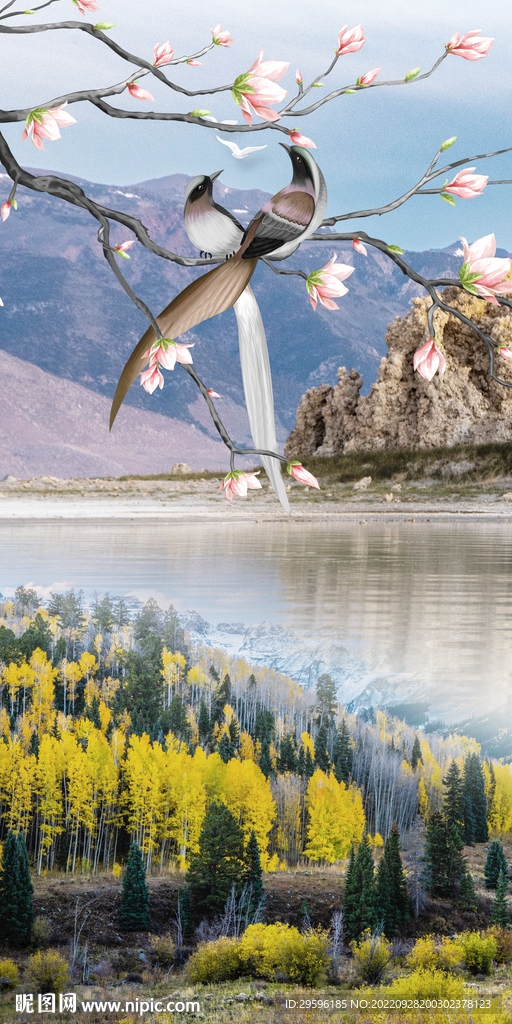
109;146;327;512
216;136;268;159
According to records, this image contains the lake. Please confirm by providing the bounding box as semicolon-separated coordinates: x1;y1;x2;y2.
1;519;511;721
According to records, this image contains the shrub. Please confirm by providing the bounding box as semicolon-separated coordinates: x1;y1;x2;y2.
0;958;19;990
186;937;243;984
405;934;463;974
486;925;512;964
460;931;497;976
388;968;473;1003
280;928;330;987
31;916;53;947
149;933;176;969
26;950;70;994
238;922;329;987
350;929;393;984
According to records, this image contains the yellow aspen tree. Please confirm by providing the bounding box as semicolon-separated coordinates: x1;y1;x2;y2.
123;733;162;868
302;731;315;761
418;778;429;820
79;651;98;706
239;732;255;761
29;649;58;739
35;734;64;873
159;744;206;866
61;661;82;717
0;707;11;739
18;661;35;717
305;769;365;863
488;764;512;834
3;662;21;716
220;758;276;870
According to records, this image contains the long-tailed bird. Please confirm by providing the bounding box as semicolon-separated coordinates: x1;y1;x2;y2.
109;145;327;511
216;136;268;159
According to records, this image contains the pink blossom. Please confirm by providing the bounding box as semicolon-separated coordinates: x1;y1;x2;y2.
446;29;493;61
140;363;164;393
187;59;203;66
358;67;381;85
306;254;355;311
73;0;98;13
144;338;194;371
22;103;76;150
287;462;320;489
113;241;134;258
207;388;221;397
289;130;316;149
353;238;367;256
127;83;155;101
443;168;488;199
210;24;234;47
413;338;446;381
153;42;175;67
219;470;262;501
459;234;512;305
497;346;512;361
1;201;12;222
296;69;303;85
233;50;288;126
336;25;365;57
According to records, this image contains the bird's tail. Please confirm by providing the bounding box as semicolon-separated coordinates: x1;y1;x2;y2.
234;285;290;514
110;256;257;429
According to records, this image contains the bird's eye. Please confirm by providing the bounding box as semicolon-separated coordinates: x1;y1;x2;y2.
197;184;204;191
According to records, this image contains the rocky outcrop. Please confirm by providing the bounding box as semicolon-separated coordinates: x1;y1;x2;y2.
285;287;512;458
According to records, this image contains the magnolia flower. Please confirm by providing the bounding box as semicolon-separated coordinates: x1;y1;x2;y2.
153;41;175;67
187;59;203;66
232;50;288;126
219;470;262;501
306;254;355;311
127;83;155;101
140;363;164;393
296;69;303;84
358;67;381;86
113;240;134;258
1;201;12;222
72;0;98;13
443;168;488;199
210;24;234;47
145;338;194;371
446;29;493;60
287;462;320;489
22;103;76;150
497;346;512;361
459;234;512;305
336;25;365;57
353;238;367;256
413;338;446;381
289;130;316;149
207;388;221;397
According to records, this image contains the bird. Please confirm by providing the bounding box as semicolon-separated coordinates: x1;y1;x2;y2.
109;145;327;511
216;136;268;160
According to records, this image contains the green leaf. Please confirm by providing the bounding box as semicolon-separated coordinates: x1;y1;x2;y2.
27;108;48;126
232;73;255;106
24;9;36;13
189;109;212;118
387;244;404;255
312;82;324;87
344;89;356;94
11;199;17;210
306;270;324;293
440;136;457;152
458;261;483;294
405;66;421;82
94;22;116;30
116;251;130;259
440;192;456;206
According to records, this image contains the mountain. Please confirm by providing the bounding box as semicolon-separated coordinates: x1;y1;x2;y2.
0;165;490;474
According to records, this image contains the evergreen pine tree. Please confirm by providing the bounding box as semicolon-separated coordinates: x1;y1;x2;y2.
217;732;236;763
0;831;34;947
259;739;273;779
244;830;264;917
484;841;508;890
333;719;353;783
315;673;337;724
118;842;150;930
457;863;477;911
487;761;496;824
411;736;423;770
463;754;489;844
443;760;464;840
297;746;305;777
314;724;331;773
179;886;194;941
381;822;409;934
343;835;378;941
304;748;315;779
446;822;467;896
228;717;239;748
198;699;211;744
491;871;509;928
278;734;298;774
424;812;450;897
375;855;393;935
187;802;244;919
464;793;476;846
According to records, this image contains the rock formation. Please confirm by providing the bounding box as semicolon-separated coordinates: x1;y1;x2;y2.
284;287;512;458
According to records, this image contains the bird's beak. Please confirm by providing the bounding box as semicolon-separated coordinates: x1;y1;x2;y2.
210;169;223;182
279;143;292;154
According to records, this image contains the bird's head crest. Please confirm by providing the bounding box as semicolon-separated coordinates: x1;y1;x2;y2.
280;144;321;199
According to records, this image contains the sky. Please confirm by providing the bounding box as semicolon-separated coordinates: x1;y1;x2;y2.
1;0;512;250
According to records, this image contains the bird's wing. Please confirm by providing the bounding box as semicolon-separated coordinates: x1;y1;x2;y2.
242;189;314;259
216;136;238;153
110;256;257;429
238;146;268;157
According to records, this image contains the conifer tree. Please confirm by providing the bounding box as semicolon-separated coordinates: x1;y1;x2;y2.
315;673;337;724
484;841;508;890
411;736;423;770
245;830;264;917
457;863;477;911
487;760;496;823
119;842;150;931
491;871;509;928
424;812;464;898
463;753;488;844
443;760;464;839
314;724;331;773
333;719;353;783
278;734;298;774
259;739;273;779
304;747;315;779
198;699;211;744
343;835;378;942
179;885;194;941
297;746;305;777
187;802;244;920
0;831;34;947
375;855;392;934
380;822;409;934
217;732;236;764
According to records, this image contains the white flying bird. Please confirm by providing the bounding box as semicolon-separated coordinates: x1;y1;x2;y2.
216;136;268;160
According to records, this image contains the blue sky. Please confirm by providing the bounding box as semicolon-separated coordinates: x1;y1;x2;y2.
2;0;512;250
